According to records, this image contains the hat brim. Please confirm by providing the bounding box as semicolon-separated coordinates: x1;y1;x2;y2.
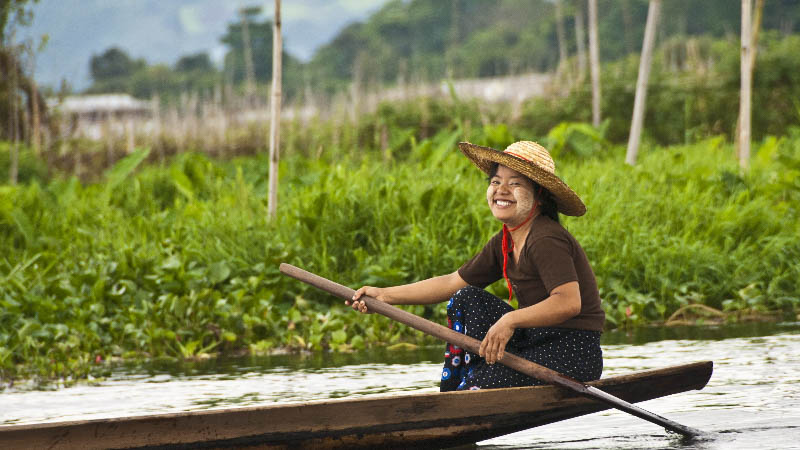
459;142;586;216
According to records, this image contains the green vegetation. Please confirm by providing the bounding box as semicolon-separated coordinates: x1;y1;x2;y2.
3;0;800;388
37;27;800;182
76;1;800;102
305;0;796;91
521;32;800;145
2;119;799;385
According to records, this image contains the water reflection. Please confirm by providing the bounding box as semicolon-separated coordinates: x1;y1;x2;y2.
1;321;799;449
600;320;800;345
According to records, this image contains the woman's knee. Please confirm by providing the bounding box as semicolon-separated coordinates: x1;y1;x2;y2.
451;285;484;302
447;286;484;313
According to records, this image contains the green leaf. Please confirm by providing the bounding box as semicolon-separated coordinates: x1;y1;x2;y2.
331;329;347;344
161;255;182;270
222;331;237;342
9;208;35;246
170;166;195;200
387;342;418;351
350;334;365;349
208;261;231;284
105;147;150;191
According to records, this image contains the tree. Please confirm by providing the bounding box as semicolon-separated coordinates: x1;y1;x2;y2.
220;10;301;100
1;0;46;153
221;13;273;84
175;52;213;73
0;0;38;42
239;6;260;99
90;47;142;81
625;0;661;166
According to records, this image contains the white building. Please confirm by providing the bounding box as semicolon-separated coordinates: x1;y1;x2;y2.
48;93;153;140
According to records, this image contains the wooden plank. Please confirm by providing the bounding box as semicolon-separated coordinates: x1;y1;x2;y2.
0;361;712;449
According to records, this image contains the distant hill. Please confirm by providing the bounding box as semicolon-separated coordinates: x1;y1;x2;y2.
304;0;800;95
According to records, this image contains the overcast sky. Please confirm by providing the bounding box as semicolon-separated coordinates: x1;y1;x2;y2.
20;0;392;91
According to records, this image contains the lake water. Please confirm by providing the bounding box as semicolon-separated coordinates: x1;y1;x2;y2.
2;321;799;449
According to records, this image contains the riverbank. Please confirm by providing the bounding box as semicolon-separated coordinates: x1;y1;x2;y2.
1;127;799;385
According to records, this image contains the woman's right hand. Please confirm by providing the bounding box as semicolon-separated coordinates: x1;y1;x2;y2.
346;286;389;314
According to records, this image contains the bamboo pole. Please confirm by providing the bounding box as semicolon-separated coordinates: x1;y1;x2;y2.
151;95;162;161
574;0;587;82
105;112;114;163
554;0;568;74
739;0;752;169
240;7;257;104
749;0;764;93
625;0;661;166
350;52;364;124
588;0;602;127
268;0;282;219
621;0;635;54
736;0;764;159
126;119;134;154
9;41;19;185
31;78;40;155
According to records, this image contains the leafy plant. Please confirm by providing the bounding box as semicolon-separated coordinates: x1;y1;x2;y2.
1;122;799;387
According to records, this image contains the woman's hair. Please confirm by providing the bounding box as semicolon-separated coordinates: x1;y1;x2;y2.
488;163;560;223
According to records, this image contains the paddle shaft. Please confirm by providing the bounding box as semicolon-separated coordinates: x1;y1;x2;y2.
279;263;703;437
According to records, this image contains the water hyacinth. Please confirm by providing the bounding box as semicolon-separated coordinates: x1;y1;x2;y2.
1;127;799;385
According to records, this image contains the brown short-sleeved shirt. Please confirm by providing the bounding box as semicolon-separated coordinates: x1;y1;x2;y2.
458;214;605;331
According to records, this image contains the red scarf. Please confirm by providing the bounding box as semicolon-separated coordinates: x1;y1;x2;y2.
500;193;541;303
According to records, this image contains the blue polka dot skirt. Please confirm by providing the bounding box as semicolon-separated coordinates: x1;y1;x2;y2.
440;286;603;392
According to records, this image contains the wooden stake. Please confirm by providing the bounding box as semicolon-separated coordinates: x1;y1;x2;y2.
240;7;257;104
151;95;163;161
268;0;282;218
126;118;135;154
736;0;763;159
9;41;19;185
739;0;752;169
31;78;40;155
625;0;661;166
554;0;568;75
588;0;602;127
105;112;114;164
574;1;587;82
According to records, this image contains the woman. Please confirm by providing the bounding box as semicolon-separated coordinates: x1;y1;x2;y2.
347;141;604;391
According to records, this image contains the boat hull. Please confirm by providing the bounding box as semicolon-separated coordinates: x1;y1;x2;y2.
0;361;713;449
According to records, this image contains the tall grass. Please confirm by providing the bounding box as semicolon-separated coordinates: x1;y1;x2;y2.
1;125;799;385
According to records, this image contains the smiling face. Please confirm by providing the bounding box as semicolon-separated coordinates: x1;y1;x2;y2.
486;165;537;226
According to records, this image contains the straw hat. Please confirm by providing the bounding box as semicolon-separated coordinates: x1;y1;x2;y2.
459;141;586;216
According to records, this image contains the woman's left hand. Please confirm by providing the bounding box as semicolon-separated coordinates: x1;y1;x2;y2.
479;314;515;364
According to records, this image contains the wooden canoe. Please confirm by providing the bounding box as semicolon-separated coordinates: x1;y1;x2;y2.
0;361;712;449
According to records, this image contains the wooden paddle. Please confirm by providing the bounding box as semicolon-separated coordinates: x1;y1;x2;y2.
279;263;704;437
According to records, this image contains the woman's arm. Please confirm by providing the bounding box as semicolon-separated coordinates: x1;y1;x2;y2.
346;271;469;313
479;281;582;364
